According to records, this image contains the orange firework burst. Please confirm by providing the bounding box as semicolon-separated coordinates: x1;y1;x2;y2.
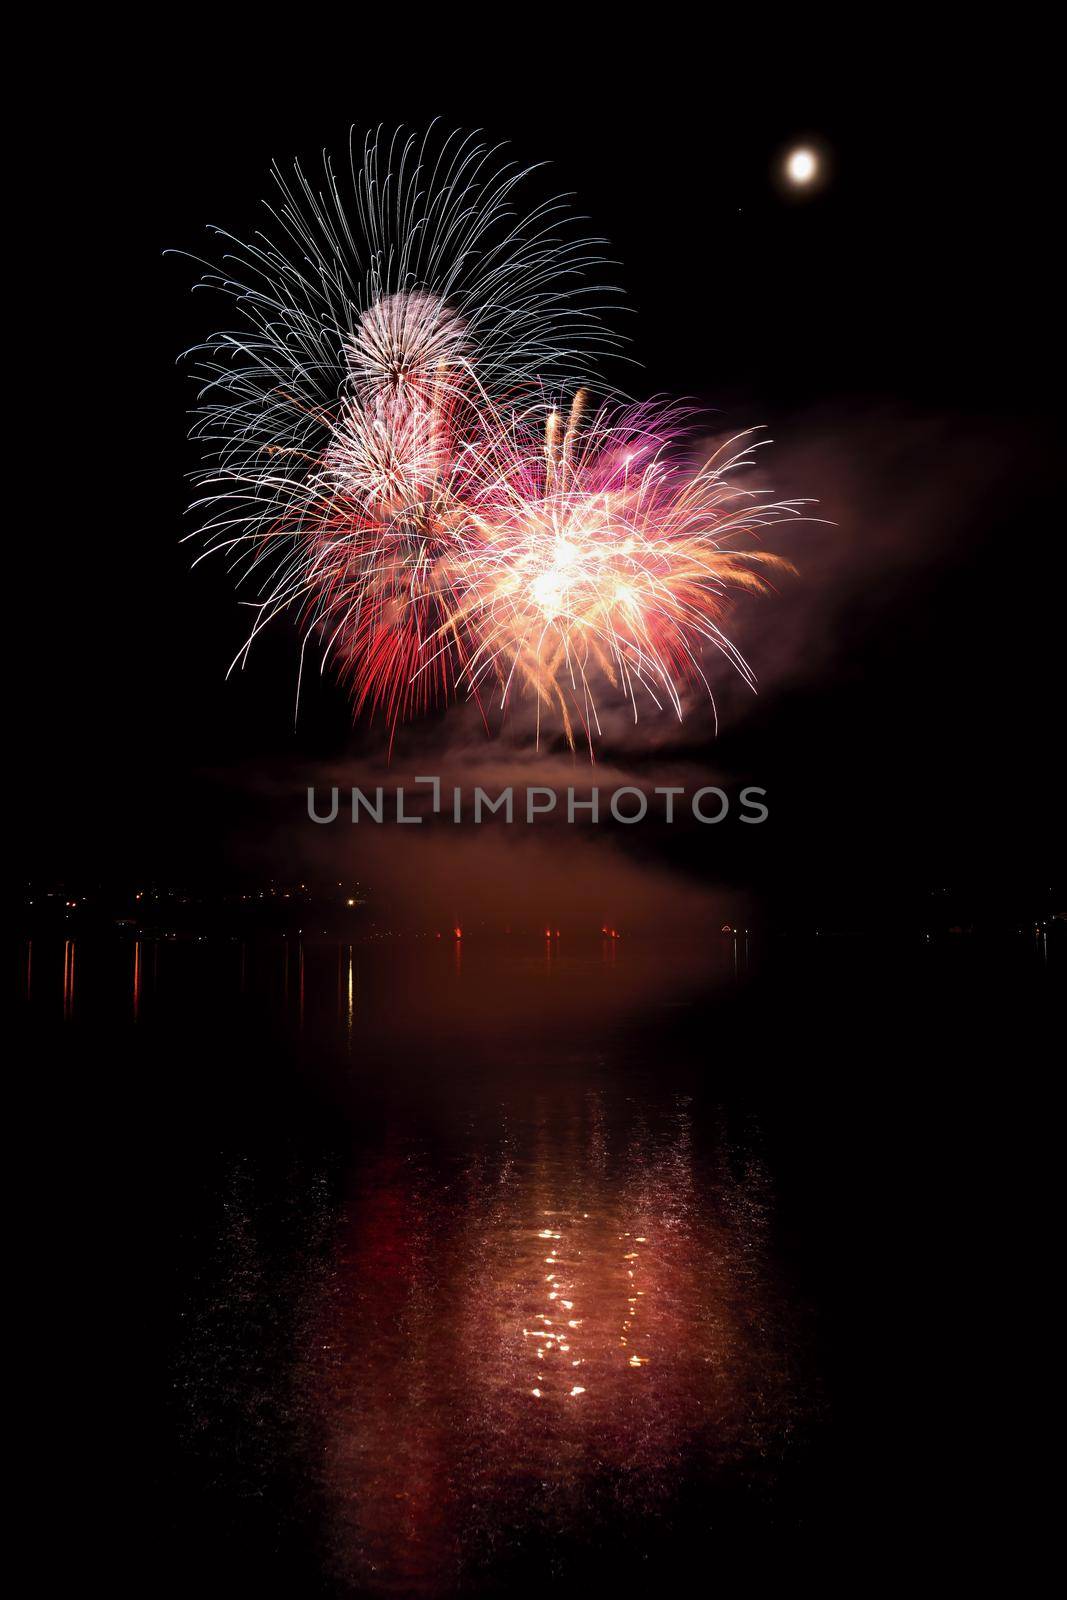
431;395;803;749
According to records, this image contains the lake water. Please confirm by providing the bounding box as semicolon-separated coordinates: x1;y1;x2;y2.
21;927;1058;1594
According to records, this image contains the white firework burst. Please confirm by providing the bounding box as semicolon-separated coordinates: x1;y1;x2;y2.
182;122;624;593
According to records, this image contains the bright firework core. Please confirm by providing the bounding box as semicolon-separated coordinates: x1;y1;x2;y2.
349;291;468;400
530;542;580;619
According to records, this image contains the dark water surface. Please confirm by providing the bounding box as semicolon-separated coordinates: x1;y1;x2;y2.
22;929;1059;1595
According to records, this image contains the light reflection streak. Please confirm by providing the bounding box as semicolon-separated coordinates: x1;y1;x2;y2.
62;939;75;1020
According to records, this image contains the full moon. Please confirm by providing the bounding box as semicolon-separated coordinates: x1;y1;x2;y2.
786;147;817;185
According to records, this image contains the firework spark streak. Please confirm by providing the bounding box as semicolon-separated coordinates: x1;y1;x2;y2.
180;126;807;749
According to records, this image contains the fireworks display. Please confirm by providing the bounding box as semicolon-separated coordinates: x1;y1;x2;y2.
184;124;804;748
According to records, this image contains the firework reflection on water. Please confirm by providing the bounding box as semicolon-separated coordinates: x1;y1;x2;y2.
303;1092;801;1594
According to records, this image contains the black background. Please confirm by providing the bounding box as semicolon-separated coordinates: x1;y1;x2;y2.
15;28;1063;1598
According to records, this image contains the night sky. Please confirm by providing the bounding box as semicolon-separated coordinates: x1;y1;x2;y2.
21;40;1062;916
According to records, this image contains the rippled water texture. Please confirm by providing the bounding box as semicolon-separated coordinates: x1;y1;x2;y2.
30;927;1053;1595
